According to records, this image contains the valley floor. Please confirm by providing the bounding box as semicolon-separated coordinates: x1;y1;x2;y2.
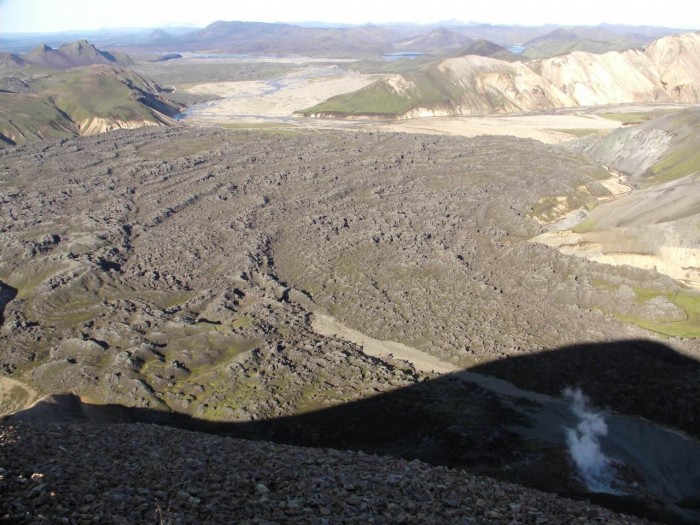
167;58;690;144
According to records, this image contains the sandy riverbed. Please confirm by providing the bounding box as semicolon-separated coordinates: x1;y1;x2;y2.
376;113;620;143
183;67;378;121
182;67;622;143
312;313;458;374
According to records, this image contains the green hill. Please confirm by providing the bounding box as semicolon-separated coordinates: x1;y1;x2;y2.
0;65;181;145
300;54;572;118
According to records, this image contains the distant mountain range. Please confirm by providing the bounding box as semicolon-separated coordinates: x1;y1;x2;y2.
125;20;684;57
394;28;475;53
1;19;682;58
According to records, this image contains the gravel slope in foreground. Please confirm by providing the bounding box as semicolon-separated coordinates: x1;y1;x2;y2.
0;422;651;524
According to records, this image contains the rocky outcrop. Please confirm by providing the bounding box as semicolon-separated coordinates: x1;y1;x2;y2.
78;117;164;136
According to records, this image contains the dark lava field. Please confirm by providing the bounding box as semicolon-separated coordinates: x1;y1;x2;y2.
1;127;700;522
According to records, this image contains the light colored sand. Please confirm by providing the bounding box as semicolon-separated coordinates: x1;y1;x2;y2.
376;114;619;144
180;55;359;65
0;376;37;416
532;230;700;289
531;170;700;290
184;67;379;121
312;313;458;374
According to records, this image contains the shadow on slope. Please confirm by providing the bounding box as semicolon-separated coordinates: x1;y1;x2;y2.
0;281;18;325
472;339;700;438
6;340;700;524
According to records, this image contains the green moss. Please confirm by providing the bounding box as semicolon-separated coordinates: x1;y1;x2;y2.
620;288;700;338
0;66;180;145
0;92;75;144
0;383;33;415
589;281;700;338
571;217;598;233
218;123;301;136
232;315;256;329
301;79;416;117
143;336;260;410
5;259;73;300
590;279;617;292
47;70;153;123
547;128;600;138
648;148;700;184
601;110;676;123
138;137;224;159
46;307;103;327
96;287;194;310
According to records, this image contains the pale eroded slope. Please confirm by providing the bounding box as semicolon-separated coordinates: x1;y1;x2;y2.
304;31;700;118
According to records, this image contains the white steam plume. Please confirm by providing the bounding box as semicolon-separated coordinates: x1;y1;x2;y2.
563;387;618;493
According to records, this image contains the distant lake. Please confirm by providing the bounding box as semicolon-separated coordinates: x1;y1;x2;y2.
382;52;428;61
506;45;526;54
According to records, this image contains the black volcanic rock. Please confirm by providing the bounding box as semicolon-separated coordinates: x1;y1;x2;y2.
153;53;182;62
0;422;651;525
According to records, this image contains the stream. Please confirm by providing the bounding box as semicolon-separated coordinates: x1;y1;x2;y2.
538;167;634;233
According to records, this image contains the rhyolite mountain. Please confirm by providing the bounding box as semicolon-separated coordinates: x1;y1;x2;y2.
302;31;700;118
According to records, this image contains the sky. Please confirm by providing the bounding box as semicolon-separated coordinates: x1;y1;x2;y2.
1;0;699;34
